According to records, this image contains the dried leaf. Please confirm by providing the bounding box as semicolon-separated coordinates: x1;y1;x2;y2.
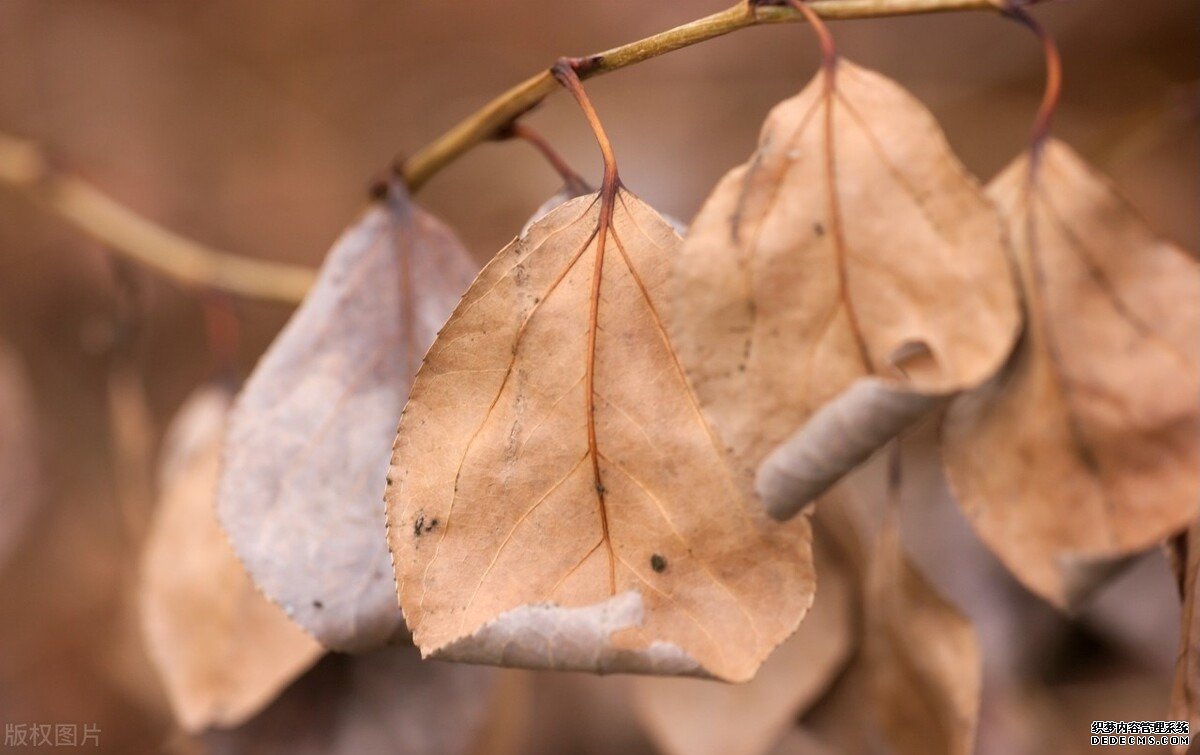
521;184;592;237
942;139;1200;608
0;340;39;571
219;182;477;651
631;538;855;755
524;188;686;239
387;190;814;682
200;646;516;755
668;59;1019;516
867;517;981;755
1171;522;1200;752
140;387;322;732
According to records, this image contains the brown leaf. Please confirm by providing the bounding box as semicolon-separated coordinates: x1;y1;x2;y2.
140;387;322;733
667;59;1019;517
0;340;39;571
523;187;686;239
630;537;855;755
521;184;592;237
218;181;477;651
199;646;518;755
386;190;815;682
1171;521;1200;752
867;515;981;755
942;139;1200;608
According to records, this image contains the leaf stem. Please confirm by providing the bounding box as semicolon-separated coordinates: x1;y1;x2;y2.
552;59;621;596
500;122;592;196
1001;2;1062;153
787;0;875;372
551;61;620;191
784;0;838;68
199;293;241;381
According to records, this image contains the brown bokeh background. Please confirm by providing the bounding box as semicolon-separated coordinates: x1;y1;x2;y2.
0;1;1196;752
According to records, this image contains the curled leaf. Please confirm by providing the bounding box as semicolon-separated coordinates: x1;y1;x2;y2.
758;378;945;521
668;59;1019;515
867;516;980;755
0;341;39;571
631;538;855;755
219;181;477;651
942;140;1200;608
387;190;814;682
140;387;322;733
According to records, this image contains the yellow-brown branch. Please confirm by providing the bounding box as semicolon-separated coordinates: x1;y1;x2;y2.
0;131;315;304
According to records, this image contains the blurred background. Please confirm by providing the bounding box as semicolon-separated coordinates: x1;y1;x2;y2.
0;1;1196;752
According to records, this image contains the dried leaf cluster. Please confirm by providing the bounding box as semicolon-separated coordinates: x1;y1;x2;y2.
23;26;1186;755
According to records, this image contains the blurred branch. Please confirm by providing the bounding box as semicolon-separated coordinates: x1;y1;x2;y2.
400;0;1037;189
0;131;316;304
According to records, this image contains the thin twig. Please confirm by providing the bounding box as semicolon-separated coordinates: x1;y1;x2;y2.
0;131;316;304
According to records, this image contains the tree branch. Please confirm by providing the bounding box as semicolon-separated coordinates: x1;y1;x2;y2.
1;0;1037;302
0;131;316;304
398;0;1018;190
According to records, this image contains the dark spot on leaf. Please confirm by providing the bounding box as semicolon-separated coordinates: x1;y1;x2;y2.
650;554;667;573
413;514;438;537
